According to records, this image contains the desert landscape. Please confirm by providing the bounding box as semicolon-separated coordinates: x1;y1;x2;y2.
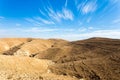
0;37;119;80
0;0;120;80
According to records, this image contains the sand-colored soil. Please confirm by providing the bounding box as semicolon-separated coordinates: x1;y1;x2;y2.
0;55;77;80
0;38;28;53
0;37;120;80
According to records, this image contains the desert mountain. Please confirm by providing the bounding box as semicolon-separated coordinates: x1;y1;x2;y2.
14;39;68;56
0;38;68;56
0;37;120;80
35;37;120;80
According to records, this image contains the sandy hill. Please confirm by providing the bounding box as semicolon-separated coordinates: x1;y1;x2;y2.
0;38;68;56
0;38;29;54
14;39;68;56
35;37;120;61
35;37;120;80
0;37;120;80
0;55;77;80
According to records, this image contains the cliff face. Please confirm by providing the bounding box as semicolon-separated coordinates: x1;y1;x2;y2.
0;37;120;80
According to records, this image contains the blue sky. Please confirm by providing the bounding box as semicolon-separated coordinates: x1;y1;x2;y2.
0;0;120;40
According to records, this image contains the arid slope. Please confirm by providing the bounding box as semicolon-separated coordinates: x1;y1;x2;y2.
0;38;29;54
0;37;120;80
0;55;77;80
35;37;120;80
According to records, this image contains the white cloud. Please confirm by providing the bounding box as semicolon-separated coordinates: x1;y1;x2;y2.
74;0;78;5
61;29;120;41
0;16;4;19
60;29;75;32
65;0;68;7
16;23;21;26
0;29;7;33
1;27;119;41
39;9;46;16
77;20;83;25
23;27;58;33
41;19;54;24
25;18;42;26
78;27;94;32
25;17;54;25
78;28;87;32
35;17;55;24
113;19;120;24
77;1;97;14
62;8;73;20
87;17;92;23
23;28;76;33
88;27;94;30
25;3;74;25
110;0;119;3
48;7;74;22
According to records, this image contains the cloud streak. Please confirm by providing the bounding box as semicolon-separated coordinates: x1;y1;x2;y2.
82;2;97;14
0;27;120;41
35;17;55;24
61;29;120;40
26;7;74;25
25;18;42;26
23;27;58;33
47;7;74;22
15;23;21;26
110;0;120;4
77;1;97;14
0;16;5;22
113;19;120;24
65;0;68;7
0;16;4;19
25;0;99;26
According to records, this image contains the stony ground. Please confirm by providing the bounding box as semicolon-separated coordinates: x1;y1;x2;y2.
0;37;119;80
0;55;78;80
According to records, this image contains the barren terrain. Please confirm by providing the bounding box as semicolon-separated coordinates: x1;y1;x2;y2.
0;37;120;80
